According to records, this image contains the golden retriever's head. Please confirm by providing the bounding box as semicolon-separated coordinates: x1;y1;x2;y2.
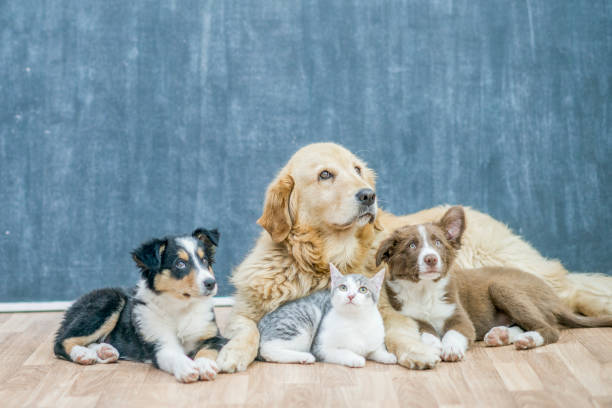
257;143;381;243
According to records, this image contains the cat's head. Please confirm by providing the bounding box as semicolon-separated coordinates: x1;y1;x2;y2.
329;263;385;310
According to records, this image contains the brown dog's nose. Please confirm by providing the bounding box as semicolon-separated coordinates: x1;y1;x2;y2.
356;188;376;206
424;255;438;266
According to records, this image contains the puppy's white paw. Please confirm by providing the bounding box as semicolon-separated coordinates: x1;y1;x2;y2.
421;333;442;354
87;343;119;363
194;357;219;381
441;330;468;362
70;345;98;365
173;357;200;383
396;343;441;370
484;326;511;347
514;331;544;350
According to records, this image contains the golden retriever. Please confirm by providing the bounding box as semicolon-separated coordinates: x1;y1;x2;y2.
217;142;612;372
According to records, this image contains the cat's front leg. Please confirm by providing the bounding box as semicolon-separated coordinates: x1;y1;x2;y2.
367;344;397;364
318;348;366;368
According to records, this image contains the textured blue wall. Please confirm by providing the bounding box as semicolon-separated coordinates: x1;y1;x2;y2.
1;1;611;301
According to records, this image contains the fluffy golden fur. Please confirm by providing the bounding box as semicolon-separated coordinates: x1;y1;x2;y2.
217;142;612;372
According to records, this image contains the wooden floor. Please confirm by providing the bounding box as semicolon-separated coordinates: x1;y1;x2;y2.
1;309;612;408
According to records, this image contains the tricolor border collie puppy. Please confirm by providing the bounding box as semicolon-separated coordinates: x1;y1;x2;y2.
54;228;227;383
375;206;612;362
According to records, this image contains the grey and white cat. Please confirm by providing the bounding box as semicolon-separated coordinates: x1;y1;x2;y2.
257;263;396;367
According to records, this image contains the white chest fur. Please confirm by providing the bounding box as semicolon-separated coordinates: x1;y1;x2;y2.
133;282;215;353
318;307;385;355
387;278;456;335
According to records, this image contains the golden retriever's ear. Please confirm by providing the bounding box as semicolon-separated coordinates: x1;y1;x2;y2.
257;172;294;243
375;235;397;267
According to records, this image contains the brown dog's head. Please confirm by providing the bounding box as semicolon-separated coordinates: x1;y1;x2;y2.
257;143;382;243
375;206;465;282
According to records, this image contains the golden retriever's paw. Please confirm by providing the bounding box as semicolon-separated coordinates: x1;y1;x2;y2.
217;344;253;373
396;344;441;370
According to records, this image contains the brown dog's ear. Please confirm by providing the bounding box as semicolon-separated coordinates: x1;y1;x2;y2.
257;172;295;243
439;206;465;249
375;235;397;266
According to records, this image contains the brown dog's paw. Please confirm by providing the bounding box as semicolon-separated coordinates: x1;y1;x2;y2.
514;332;543;350
484;326;510;347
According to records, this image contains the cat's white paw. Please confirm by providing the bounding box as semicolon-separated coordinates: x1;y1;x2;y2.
441;330;468;362
300;353;316;364
420;333;442;355
342;354;366;368
376;351;397;365
173;357;200;383
194;357;219;381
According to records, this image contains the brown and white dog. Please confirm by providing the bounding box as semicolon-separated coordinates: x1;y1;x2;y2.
376;206;612;361
216;143;612;373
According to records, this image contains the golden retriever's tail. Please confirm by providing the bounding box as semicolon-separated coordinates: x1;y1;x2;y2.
565;272;612;317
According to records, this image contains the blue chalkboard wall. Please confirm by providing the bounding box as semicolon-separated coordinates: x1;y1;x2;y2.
1;1;611;301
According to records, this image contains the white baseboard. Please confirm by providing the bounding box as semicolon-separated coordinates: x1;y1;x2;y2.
0;297;235;313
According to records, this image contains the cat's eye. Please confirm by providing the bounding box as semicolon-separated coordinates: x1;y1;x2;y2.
338;284;347;291
176;260;186;269
435;240;442;247
359;287;368;294
409;242;416;249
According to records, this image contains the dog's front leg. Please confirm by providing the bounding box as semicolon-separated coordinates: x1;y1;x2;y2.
379;290;441;370
155;342;202;383
216;311;260;373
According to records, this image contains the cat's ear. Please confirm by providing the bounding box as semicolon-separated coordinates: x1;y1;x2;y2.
329;263;343;288
369;267;386;294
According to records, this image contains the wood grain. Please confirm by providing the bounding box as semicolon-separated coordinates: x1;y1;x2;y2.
0;309;610;407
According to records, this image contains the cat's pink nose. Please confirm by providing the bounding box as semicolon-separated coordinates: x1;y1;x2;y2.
347;294;355;301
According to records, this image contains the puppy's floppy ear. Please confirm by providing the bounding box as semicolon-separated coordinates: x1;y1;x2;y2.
193;228;219;263
193;228;219;247
257;171;294;243
132;238;167;276
439;206;465;249
375;235;397;267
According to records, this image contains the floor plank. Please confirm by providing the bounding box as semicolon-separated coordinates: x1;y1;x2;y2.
0;310;610;407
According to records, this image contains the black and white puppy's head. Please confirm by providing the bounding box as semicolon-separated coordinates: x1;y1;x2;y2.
132;228;220;299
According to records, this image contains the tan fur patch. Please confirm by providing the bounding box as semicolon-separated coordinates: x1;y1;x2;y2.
178;250;189;261
154;269;199;298
197;248;204;259
195;348;218;360
63;304;123;355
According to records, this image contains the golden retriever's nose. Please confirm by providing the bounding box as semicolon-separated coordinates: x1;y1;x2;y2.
356;188;376;206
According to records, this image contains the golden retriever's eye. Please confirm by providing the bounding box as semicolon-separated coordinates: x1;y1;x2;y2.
319;170;333;180
435;240;442;247
409;242;416;249
354;166;361;176
359;286;368;294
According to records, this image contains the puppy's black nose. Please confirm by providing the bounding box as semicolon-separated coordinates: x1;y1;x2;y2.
203;278;216;291
356;188;376;206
